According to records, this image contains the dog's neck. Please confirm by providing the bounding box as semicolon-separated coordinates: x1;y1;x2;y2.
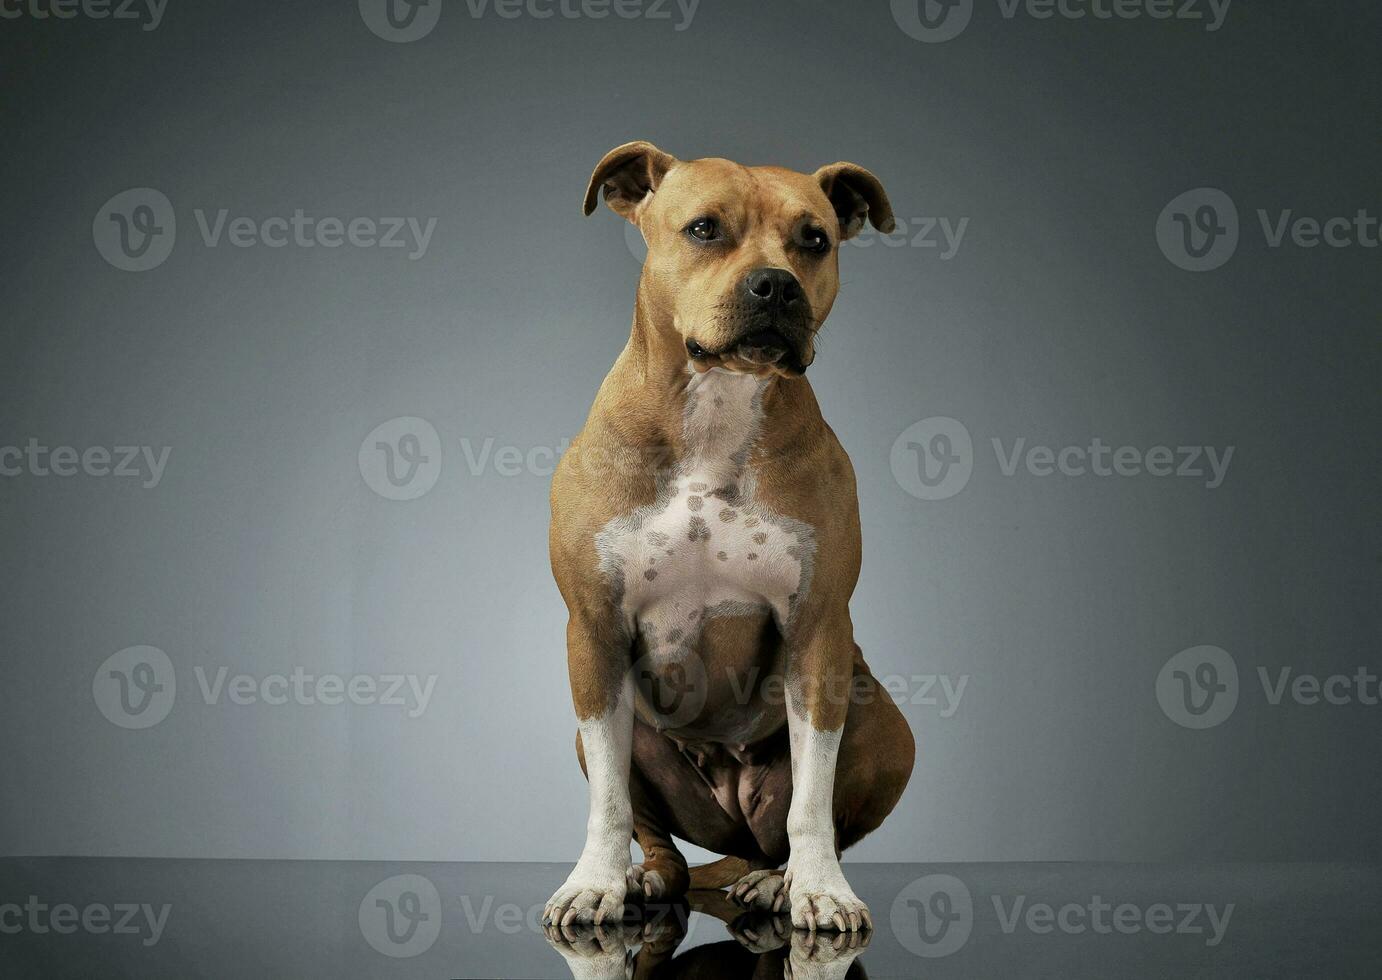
599;296;823;465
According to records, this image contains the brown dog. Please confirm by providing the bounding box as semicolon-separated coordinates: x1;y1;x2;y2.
544;141;915;936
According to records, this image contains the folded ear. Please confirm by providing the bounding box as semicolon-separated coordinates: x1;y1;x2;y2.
582;140;678;223
813;162;896;240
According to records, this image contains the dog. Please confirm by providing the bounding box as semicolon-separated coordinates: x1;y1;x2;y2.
544;141;915;936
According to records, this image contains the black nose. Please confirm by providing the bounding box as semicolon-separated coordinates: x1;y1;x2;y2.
743;268;804;310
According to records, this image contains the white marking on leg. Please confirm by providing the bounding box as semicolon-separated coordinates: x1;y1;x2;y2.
580;694;634;865
786;713;843;865
546;675;635;926
784;691;869;932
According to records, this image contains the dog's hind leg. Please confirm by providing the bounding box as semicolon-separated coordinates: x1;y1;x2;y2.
829;648;915;853
628;772;691;902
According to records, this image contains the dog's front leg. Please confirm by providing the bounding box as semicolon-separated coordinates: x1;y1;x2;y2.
782;610;871;933
545;620;635;929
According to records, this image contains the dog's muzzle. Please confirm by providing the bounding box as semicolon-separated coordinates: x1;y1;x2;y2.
686;267;813;375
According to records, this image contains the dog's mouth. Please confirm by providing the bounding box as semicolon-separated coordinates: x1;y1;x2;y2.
686;327;810;377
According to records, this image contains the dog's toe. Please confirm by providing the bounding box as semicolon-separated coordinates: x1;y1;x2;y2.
628;863;669;900
780;866;870;933
788;888;870;933
544;871;629;930
730;868;786;911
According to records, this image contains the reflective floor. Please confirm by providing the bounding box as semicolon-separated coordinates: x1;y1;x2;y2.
1;858;1378;978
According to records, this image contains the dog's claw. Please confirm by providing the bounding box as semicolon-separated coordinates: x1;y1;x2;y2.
626;863;669;902
547;867;631;933
786;926;872;974
783;866;870;933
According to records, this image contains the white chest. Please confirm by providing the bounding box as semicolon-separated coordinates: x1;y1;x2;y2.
596;370;815;654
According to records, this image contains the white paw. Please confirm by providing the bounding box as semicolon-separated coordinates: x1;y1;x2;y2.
543;922;635;980
545;864;631;929
784;927;871;979
729;868;787;912
782;858;872;933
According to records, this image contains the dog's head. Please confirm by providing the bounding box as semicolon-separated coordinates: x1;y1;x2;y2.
583;141;894;377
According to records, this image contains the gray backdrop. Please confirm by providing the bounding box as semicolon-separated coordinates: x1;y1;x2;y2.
1;0;1377;866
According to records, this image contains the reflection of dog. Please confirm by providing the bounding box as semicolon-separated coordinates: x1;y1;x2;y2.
545;142;915;935
546;890;870;979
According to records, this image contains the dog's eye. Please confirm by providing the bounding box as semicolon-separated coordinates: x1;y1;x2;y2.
800;226;831;254
686;217;720;242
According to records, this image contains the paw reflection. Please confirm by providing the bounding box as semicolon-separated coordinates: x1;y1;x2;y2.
544;892;870;979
